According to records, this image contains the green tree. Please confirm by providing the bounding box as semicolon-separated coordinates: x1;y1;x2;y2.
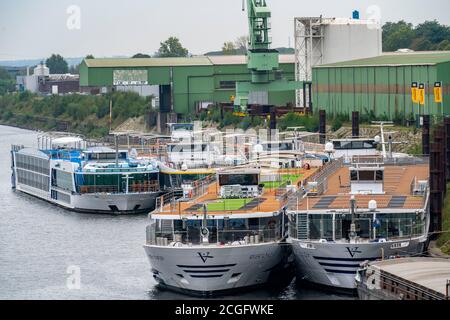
157;37;188;57
415;20;450;46
0;67;14;95
437;40;450;51
132;53;151;58
45;54;69;74
382;21;415;52
411;38;434;51
85;54;95;59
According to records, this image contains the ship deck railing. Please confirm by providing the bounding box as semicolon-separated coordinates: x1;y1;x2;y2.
146;228;280;247
295;234;426;244
153;167;319;216
80;166;157;173
77;181;159;194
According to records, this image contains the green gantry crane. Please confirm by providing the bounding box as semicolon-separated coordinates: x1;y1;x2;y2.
234;0;306;113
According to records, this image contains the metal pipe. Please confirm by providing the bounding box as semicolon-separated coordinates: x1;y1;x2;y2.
352;111;360;138
422;115;430;156
319;110;326;145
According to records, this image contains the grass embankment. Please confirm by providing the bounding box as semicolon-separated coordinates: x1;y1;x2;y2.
437;183;450;255
0;91;151;138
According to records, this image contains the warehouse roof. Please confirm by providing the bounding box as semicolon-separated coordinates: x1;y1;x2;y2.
208;55;295;65
317;51;450;68
84;56;212;68
84;55;295;68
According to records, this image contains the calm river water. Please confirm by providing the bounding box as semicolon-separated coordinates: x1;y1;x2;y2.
0;125;352;300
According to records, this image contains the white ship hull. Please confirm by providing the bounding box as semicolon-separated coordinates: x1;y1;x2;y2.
143;242;293;296
291;236;428;290
15;183;159;214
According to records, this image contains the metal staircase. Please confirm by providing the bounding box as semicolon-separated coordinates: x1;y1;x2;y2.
296;213;308;240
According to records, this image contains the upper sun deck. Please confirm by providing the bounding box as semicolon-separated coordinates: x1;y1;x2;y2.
289;157;429;212
44;147;158;173
152;166;319;217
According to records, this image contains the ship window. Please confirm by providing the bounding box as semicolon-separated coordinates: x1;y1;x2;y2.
219;173;259;186
350;170;358;181
308;214;333;241
340;141;352;149
376;170;384;181
358;170;375;181
352;141;364;149
364;141;375;149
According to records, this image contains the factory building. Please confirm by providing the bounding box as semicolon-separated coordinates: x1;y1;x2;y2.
79;55;297;115
294;16;382;108
16;63;79;95
312;51;450;119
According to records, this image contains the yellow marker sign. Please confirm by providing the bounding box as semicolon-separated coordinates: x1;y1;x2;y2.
434;82;443;103
418;83;425;106
411;82;419;103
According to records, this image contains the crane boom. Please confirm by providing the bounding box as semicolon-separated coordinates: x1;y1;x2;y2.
234;1;306;113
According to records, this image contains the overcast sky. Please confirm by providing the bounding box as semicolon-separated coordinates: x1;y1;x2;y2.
1;0;449;60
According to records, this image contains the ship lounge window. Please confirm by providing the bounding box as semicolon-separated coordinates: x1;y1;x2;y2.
333;140;376;150
352;141;364;149
308;214;333;241
351;170;382;182
52;169;74;192
376;170;384;181
219;174;259;186
358;170;375;181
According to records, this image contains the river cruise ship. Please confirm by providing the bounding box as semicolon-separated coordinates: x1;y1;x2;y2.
11;133;161;214
288;156;430;291
144;164;318;296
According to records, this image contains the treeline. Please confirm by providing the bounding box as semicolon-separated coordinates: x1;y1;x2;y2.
0;91;151;137
0;67;15;95
383;20;450;52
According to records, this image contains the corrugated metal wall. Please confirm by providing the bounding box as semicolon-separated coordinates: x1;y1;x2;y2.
312;62;449;119
79;62;296;115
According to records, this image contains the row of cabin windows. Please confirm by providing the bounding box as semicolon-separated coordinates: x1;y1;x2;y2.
298;213;424;241
333;141;376;150
15;154;49;175
17;168;49;191
168;145;208;152
153;217;280;245
86;152;127;161
51;169;74;192
350;170;384;182
75;173;158;193
261;143;294;151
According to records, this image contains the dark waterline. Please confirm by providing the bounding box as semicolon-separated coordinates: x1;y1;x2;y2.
0;125;353;300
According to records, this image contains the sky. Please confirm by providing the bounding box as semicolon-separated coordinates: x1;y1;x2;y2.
0;0;449;61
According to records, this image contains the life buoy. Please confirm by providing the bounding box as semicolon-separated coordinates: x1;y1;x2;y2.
303;163;311;170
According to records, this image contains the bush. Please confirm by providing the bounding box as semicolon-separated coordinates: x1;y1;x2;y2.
278;112;319;132
331;117;343;132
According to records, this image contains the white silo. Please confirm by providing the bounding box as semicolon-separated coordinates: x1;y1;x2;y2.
33;63;50;76
294;15;382;108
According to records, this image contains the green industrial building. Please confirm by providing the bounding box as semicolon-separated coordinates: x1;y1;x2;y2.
79;55;296;115
312;52;450;120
